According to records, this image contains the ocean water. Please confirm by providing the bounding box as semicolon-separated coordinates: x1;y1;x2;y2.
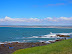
0;27;72;43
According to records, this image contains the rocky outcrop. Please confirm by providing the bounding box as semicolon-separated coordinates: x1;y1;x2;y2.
57;35;70;37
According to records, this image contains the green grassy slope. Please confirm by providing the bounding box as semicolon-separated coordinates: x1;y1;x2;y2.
13;39;72;54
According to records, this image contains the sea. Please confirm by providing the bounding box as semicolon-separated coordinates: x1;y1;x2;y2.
0;27;72;43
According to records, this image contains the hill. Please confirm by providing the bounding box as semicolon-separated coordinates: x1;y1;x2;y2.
13;38;72;54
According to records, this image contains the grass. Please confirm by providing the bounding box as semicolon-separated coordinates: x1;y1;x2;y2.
13;39;72;54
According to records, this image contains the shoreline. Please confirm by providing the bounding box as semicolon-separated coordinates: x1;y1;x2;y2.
0;39;64;54
0;26;72;28
0;39;62;44
13;38;72;54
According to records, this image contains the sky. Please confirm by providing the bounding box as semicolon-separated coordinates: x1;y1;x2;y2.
0;0;72;25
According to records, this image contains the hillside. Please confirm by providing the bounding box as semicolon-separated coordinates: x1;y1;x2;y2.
13;38;72;54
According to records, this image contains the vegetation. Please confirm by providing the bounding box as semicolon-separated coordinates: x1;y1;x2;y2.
13;39;72;54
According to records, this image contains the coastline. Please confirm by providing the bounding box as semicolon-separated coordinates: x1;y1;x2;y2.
13;38;72;54
0;39;63;54
0;26;72;54
0;25;72;28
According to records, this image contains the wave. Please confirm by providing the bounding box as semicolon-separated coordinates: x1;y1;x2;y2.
24;32;72;39
39;40;56;43
14;32;71;39
0;42;5;44
54;32;72;35
7;32;72;43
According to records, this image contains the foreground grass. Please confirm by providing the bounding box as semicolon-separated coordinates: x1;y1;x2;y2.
13;39;72;54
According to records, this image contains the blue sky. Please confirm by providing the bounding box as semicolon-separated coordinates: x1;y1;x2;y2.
0;0;72;25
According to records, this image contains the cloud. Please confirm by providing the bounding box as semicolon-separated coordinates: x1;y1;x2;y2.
33;3;65;8
45;17;72;23
0;16;40;22
44;17;57;22
59;17;72;20
47;3;65;6
0;16;72;25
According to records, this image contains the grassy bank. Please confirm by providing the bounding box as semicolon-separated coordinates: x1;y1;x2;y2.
13;39;72;54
